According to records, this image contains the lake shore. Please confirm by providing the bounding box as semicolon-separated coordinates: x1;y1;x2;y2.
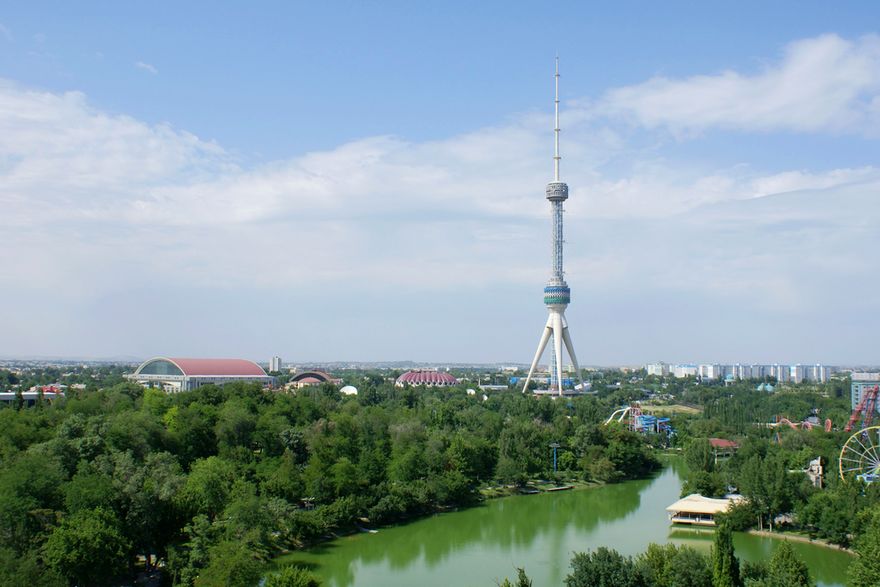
273;462;851;587
746;529;854;554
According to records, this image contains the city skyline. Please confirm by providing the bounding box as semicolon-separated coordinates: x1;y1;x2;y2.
1;3;879;363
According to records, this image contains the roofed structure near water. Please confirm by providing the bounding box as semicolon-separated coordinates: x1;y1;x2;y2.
666;494;743;526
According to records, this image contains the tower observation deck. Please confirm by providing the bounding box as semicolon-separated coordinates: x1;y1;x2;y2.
522;58;586;395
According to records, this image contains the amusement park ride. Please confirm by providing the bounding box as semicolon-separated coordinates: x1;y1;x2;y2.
839;384;880;483
769;416;833;432
605;386;880;484
604;403;673;435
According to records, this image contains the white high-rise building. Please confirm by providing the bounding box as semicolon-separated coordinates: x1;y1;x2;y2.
269;356;282;373
673;364;698;378
699;364;723;380
646;362;669;377
772;364;790;383
790;364;807;383
810;364;830;383
852;373;880;411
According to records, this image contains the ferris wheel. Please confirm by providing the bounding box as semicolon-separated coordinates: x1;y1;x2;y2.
839;426;880;482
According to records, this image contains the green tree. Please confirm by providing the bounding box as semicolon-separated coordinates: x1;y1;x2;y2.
181;456;237;519
798;481;861;546
766;541;812;587
497;420;547;484
166;514;217;587
43;508;131;587
168;403;218;466
711;522;742;587
330;456;360;497
499;567;533;587
194;540;264;587
636;543;711;587
265;565;323;587
215;400;258;455
685;438;717;473
849;512;880;587
0;453;65;552
95;450;187;569
0;546;65;587
672;545;713;587
681;470;727;498
64;469;115;513
565;547;646;587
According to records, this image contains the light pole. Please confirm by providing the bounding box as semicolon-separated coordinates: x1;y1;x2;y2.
549;442;561;473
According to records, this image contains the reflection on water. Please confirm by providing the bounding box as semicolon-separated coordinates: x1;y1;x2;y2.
277;458;852;587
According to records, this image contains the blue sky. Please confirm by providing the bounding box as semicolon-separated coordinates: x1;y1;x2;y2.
1;2;879;364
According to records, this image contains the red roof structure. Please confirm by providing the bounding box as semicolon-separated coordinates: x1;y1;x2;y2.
708;438;738;449
168;358;267;377
395;370;459;387
129;357;274;392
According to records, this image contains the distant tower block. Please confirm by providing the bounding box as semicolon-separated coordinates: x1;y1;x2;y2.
522;58;586;396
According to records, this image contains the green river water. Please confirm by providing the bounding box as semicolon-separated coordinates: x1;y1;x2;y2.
277;460;852;586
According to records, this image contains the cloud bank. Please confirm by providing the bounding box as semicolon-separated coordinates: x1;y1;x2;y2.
601;34;880;136
1;34;879;362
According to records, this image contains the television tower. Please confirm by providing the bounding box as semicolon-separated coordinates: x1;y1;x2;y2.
522;58;586;395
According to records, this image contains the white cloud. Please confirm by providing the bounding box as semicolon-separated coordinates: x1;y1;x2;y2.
135;61;158;74
0;80;231;228
0;23;12;43
747;167;880;198
1;41;879;360
1;74;877;294
601;34;880;136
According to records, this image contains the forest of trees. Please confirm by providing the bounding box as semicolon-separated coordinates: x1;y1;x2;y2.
535;512;880;587
3;365;878;586
550;520;815;587
0;370;658;586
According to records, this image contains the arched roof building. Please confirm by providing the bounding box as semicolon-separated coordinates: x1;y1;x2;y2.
395;370;459;388
128;357;275;392
287;370;343;389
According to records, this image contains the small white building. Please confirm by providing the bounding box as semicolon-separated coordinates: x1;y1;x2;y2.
666;494;743;526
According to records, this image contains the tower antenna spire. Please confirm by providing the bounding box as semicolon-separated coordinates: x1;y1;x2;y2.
554;55;560;182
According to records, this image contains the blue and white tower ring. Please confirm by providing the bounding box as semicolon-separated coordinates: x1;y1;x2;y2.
543;284;571;306
546;181;569;201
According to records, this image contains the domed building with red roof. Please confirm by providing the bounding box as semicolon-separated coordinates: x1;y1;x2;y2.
128;357;275;392
395;370;459;388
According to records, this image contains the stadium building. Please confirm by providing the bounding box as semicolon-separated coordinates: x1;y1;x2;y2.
128;357;275;392
395;370;459;387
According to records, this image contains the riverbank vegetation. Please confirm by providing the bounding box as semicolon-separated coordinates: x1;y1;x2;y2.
4;363;871;586
510;520;815;587
667;374;880;556
0;369;659;586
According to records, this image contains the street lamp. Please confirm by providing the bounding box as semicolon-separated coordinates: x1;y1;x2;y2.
549;442;561;473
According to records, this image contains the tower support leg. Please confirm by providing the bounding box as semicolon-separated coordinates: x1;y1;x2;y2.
561;322;587;391
552;312;564;396
522;316;553;392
